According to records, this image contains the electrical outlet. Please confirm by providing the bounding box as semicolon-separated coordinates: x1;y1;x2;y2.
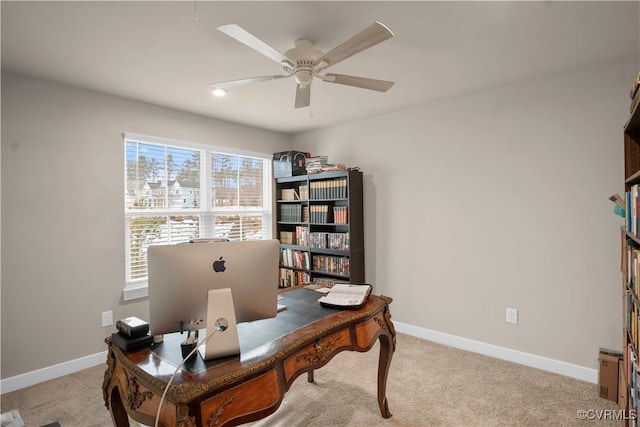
506;307;518;324
101;311;113;327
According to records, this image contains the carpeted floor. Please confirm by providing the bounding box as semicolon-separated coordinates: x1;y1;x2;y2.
1;333;621;426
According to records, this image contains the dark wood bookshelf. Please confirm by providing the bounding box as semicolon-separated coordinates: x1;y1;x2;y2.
621;86;640;419
275;169;364;288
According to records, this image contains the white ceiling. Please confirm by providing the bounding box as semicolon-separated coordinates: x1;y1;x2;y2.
2;1;638;134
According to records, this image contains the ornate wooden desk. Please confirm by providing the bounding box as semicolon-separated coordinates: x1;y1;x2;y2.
102;288;395;427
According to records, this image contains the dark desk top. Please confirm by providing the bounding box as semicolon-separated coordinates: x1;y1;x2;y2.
149;288;341;372
113;288;390;400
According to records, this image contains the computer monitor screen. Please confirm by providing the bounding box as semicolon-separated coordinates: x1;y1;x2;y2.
147;239;279;336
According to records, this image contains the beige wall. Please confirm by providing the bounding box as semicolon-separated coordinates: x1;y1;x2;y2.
1;59;638;382
0;71;290;379
292;59;635;369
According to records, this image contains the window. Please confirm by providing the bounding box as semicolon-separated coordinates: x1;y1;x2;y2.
123;134;272;300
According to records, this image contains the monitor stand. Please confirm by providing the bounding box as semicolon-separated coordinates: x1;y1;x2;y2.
197;288;240;361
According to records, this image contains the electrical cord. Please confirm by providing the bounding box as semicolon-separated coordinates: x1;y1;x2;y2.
153;318;229;427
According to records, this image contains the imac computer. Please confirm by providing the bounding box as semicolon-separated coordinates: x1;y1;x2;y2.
147;239;279;359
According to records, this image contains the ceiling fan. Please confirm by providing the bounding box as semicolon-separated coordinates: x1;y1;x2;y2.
210;22;395;109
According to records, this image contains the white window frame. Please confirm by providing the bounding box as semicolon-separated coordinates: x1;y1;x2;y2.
123;133;273;301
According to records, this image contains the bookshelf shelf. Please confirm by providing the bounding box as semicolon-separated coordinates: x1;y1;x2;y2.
625;170;640;186
310;248;350;256
627;230;640;246
275;169;364;288
621;89;640;419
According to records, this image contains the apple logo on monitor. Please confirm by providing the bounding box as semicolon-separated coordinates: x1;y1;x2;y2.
212;256;226;273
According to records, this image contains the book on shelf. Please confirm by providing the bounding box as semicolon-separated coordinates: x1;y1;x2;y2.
310;205;330;223
317;283;372;309
295;225;309;246
310;232;350;250
280;248;310;270
305;277;339;289
307;162;347;174
280;204;302;222
281;188;299;200
625;184;640;236
622;227;628;274
624;240;640;296
280;231;294;245
279;268;310;287
309;178;347;199
299;184;309;200
317;277;337;286
313;254;349;276
322;164;347;172
305;156;329;174
333;206;348;224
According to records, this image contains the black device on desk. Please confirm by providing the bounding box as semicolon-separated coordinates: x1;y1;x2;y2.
112;316;152;351
111;332;153;351
116;316;149;337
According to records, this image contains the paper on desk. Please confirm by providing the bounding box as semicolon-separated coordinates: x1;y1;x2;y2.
314;287;333;294
318;293;364;306
317;284;372;308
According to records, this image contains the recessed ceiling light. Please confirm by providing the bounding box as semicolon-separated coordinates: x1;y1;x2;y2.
211;87;228;97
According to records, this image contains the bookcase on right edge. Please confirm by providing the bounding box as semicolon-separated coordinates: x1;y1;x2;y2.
621;96;640;423
276;169;364;288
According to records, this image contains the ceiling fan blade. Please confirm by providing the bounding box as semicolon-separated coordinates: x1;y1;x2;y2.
295;84;311;109
315;22;394;69
218;24;290;65
322;73;394;92
210;74;291;89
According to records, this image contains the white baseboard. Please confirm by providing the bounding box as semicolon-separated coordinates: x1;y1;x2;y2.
0;351;107;395
394;321;597;384
0;322;598;395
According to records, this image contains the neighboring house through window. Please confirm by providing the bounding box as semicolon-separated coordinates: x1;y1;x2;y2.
123;133;273;300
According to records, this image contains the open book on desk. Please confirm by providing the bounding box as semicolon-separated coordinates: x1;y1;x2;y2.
317;284;372;309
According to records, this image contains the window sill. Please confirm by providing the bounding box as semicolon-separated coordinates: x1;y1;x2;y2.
123;284;148;301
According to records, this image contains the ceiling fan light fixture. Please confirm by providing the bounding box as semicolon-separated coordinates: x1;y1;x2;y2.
211;87;228;97
294;70;313;87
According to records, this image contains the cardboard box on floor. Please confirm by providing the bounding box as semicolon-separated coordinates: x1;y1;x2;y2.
599;348;622;402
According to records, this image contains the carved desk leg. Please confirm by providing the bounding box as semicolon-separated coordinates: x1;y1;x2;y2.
377;333;394;419
307;370;314;383
109;386;131;427
377;299;396;419
103;344;131;427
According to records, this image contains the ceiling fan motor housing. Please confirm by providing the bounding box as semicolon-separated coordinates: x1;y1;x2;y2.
283;40;324;87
